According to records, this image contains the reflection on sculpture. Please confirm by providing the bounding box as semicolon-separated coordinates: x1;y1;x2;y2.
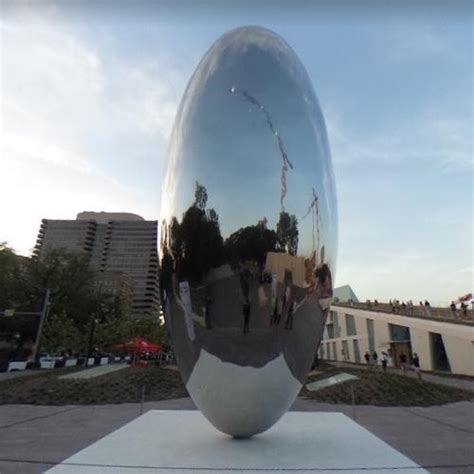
160;26;337;437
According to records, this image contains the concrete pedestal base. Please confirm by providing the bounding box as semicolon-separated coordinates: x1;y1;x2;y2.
48;410;426;473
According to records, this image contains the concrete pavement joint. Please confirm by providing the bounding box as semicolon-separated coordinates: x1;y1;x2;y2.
0;406;81;429
401;405;474;434
1;457;474;471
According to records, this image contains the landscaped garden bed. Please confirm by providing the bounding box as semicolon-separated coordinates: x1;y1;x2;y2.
0;366;187;405
301;366;474;406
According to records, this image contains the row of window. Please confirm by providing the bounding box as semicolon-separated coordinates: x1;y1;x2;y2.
325;312;357;338
319;338;362;364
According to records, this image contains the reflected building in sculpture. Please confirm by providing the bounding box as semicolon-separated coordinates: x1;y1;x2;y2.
160;26;337;437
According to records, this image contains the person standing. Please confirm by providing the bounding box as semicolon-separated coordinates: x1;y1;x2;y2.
242;299;251;334
285;299;294;330
424;300;431;317
450;301;457;318
399;353;408;374
411;353;422;380
381;351;388;372
364;351;371;369
204;296;212;330
419;301;425;316
372;351;378;369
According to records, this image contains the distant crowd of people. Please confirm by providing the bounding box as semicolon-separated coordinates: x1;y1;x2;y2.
364;350;422;380
342;298;472;320
450;300;469;319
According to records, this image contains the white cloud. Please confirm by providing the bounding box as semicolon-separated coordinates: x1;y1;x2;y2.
3;146;158;255
381;26;455;62
324;104;472;173
0;8;185;254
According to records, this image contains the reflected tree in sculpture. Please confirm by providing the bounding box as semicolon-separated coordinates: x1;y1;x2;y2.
160;26;337;437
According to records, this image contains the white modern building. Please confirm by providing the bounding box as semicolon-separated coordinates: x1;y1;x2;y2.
321;287;474;376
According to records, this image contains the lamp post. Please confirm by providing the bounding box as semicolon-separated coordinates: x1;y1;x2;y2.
32;288;51;364
86;318;99;367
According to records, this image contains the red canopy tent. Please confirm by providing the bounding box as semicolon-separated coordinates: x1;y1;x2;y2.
113;337;162;366
114;336;162;353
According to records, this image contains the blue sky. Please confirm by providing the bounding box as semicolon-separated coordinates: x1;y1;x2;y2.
1;1;472;304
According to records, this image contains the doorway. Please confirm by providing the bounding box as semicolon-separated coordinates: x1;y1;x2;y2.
430;332;451;372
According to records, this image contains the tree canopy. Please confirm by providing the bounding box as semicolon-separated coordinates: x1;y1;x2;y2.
0;245;164;356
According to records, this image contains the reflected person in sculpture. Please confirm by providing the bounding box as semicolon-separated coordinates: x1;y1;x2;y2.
160;26;337;437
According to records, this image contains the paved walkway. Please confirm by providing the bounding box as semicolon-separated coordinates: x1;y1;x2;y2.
328;361;474;392
0;370;43;382
0;397;473;474
59;363;128;380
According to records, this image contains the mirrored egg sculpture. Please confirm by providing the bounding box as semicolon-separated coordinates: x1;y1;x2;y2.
160;26;337;438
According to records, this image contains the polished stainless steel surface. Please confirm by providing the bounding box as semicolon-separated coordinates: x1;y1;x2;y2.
160;26;337;437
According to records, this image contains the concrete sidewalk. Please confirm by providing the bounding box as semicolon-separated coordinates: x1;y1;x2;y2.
329;361;474;392
0;397;473;474
59;363;128;380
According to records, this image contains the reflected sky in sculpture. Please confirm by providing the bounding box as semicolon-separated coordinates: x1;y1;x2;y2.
163;27;337;262
160;26;337;438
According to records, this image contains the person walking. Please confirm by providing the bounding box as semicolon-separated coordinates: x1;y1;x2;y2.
411;353;422;380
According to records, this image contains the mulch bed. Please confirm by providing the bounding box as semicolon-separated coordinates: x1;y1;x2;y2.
0;365;188;405
1;363;472;407
301;366;474;406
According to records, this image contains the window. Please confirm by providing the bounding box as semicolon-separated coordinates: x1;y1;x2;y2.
389;323;410;342
367;319;375;352
345;314;356;336
342;340;349;361
353;339;361;363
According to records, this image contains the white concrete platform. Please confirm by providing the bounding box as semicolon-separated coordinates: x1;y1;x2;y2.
47;410;426;473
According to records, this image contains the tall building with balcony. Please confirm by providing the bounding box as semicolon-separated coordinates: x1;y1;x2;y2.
34;212;160;317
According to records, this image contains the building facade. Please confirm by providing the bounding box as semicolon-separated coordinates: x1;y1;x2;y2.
320;303;474;376
34;212;160;317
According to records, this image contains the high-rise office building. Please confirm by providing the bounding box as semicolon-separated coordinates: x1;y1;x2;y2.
34;212;160;316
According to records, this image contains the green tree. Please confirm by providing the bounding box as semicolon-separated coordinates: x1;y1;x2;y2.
276;212;299;255
194;181;208;210
0;243;36;311
29;249;95;327
225;225;278;268
169;183;225;283
41;309;84;354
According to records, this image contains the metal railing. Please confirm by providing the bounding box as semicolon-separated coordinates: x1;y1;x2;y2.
331;301;474;325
